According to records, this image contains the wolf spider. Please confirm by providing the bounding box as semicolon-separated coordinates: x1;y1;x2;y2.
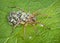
8;6;50;39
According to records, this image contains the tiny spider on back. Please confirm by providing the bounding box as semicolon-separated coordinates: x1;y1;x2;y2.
8;6;50;39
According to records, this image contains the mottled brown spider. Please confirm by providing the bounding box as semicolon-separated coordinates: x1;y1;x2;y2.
8;6;50;39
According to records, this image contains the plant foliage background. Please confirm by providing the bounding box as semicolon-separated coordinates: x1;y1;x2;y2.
0;0;60;43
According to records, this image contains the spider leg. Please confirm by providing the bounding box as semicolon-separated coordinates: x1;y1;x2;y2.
10;21;20;35
35;22;51;30
23;23;27;39
9;6;25;12
31;23;39;36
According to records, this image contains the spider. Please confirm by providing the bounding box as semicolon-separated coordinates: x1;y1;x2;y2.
8;6;50;39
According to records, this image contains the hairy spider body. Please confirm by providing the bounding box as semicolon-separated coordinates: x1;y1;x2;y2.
8;10;36;28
